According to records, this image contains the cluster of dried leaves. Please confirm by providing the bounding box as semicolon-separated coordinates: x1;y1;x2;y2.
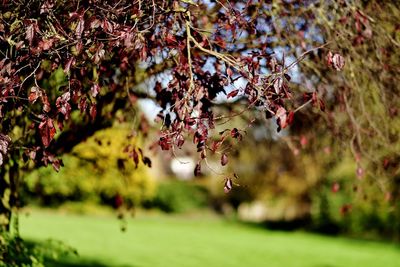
0;0;339;177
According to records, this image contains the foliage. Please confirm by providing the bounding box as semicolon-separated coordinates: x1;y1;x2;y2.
0;234;43;267
295;1;400;192
215;128;399;239
24;126;156;207
145;180;209;213
0;233;77;267
312;158;400;240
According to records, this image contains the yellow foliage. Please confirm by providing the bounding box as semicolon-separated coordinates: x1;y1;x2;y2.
25;125;156;206
71;125;156;204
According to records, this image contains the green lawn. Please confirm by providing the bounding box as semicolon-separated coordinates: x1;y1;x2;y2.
20;210;400;267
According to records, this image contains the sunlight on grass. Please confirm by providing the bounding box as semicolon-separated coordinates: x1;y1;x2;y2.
20;210;400;267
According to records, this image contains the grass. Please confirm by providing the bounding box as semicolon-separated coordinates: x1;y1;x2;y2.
20;210;400;267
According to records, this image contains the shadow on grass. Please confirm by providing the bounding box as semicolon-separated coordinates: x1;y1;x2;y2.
24;239;138;267
236;219;400;249
44;258;136;267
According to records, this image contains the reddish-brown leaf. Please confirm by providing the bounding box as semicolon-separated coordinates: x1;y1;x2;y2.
56;92;71;119
76;18;85;38
326;51;333;67
64;57;75;74
332;182;340;193
227;67;233;77
300;135;308;148
143;157;152;168
93;44;105;64
194;162;201;176
89;104;97;121
131;149;139;168
332;53;345;71
25;24;35;45
221;153;228;166
158;137;171;150
78;97;88;113
39;118;56;147
91;83;100;98
28;86;41;103
102;20;113;32
38;38;55;51
273;77;283;94
287;111;295;125
90;18;101;29
230;128;242;140
224;178;233;193
41;93;51;113
211;138;224;152
356;166;364;179
275;106;288;130
340;204;352;215
0;134;11;166
227;89;239;98
176;134;185;148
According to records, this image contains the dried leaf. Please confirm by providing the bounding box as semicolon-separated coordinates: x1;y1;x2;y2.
56;92;71;119
211;138;224;152
356;166;364;179
40;1;54;14
102;20;113;32
227;89;239;98
273;77;283;94
326;51;333;66
29;86;41;103
0;134;11;166
91;83;100;98
332;182;340;193
275;106;288;130
76;18;85;38
78;97;88;113
89;104;97;121
38;38;55;51
300;135;308;148
52;159;62;172
176;134;185;148
131;149;139;168
194;162;201;176
64;57;75;74
227;67;233;77
25;24;35;45
221;153;228;166
39;118;56;147
287;111;295;125
93;44;105;64
340;204;352;215
41;93;51;113
224;178;233;193
158;137;171;150
230;128;242;140
332;53;345;71
90;18;101;29
143;157;152;168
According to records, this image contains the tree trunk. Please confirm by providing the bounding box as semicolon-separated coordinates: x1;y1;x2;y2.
0;166;11;232
0;161;19;233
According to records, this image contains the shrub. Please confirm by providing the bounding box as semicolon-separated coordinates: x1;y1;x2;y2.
145;180;209;213
23;126;155;208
